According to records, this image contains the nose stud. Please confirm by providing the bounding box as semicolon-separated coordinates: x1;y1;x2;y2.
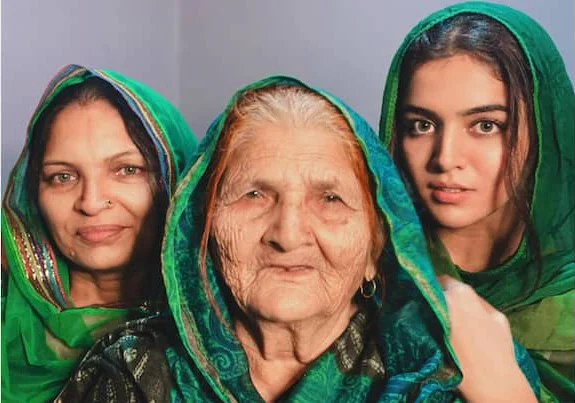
104;200;113;209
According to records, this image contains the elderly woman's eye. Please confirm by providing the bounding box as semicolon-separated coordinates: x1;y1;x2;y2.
245;190;261;199
323;193;342;203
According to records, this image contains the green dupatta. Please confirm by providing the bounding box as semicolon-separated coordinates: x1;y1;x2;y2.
160;76;539;401
1;65;197;403
378;2;574;401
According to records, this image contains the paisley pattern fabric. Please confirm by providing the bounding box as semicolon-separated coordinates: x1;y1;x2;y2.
1;64;197;403
59;75;540;402
160;76;539;401
377;2;574;401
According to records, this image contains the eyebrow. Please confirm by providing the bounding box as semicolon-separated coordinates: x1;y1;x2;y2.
400;104;509;119
42;150;142;167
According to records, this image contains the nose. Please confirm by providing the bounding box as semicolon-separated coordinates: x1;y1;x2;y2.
429;125;466;172
262;195;312;252
73;177;109;216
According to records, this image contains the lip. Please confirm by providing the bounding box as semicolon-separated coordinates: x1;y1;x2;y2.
266;264;315;278
76;225;127;244
428;181;473;204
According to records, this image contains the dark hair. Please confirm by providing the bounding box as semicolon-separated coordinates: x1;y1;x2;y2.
395;13;542;288
26;77;167;213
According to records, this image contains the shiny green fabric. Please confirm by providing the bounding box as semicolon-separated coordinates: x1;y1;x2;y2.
160;75;539;401
378;2;574;401
1;64;197;403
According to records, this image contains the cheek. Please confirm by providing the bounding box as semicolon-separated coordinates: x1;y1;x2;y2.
317;216;373;279
117;184;156;222
401;139;430;179
38;192;69;238
211;209;261;296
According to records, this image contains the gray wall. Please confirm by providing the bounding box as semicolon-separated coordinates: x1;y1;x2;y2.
3;0;574;192
1;0;179;192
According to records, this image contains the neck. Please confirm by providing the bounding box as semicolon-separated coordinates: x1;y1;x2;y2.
69;264;153;308
235;304;356;402
436;202;524;272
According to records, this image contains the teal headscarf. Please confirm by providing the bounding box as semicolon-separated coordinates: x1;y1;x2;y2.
160;75;539;401
378;2;574;401
1;64;198;402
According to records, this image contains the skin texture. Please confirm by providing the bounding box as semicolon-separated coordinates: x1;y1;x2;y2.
399;54;528;271
38;100;160;306
211;123;379;400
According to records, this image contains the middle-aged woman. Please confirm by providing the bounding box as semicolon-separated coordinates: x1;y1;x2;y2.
59;76;539;402
1;64;197;402
378;2;574;401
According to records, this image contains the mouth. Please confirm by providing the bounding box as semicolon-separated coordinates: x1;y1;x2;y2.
429;182;472;203
266;264;315;278
76;225;127;244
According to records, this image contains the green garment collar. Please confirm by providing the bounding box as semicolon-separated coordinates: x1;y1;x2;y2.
161;75;465;401
379;0;574;318
378;2;574;400
1;64;197;402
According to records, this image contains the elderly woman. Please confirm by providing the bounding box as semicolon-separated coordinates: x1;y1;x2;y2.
1;65;197;402
59;76;538;402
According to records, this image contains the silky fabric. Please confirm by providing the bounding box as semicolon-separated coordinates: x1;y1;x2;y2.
1;64;198;402
378;2;574;401
158;76;538;401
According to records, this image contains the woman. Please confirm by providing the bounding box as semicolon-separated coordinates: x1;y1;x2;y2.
59;76;538;402
1;64;197;402
378;2;574;401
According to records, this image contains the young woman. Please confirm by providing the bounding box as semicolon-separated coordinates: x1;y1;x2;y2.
379;2;574;401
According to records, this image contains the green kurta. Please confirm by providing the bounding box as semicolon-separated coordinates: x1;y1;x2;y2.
378;2;574;401
1;64;198;402
158;76;538;401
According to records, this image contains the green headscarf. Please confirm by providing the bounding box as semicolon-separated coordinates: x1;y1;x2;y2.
1;64;197;402
378;2;574;401
159;76;539;401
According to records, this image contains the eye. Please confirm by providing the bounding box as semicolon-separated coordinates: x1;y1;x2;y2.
117;165;143;176
245;190;262;199
46;172;77;185
472;120;503;135
323;192;342;203
406;119;435;135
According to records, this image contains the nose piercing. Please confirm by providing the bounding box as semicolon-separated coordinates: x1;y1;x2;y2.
104;200;113;209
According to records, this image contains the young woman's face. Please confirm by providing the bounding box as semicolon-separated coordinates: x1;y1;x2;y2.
398;54;528;230
38;99;160;271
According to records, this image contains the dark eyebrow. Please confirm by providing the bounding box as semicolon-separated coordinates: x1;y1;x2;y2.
460;104;509;116
42;150;141;167
399;105;441;122
400;104;509;120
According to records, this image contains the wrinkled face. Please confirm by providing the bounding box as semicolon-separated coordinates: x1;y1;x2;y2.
398;54;528;230
211;124;378;324
38;99;160;271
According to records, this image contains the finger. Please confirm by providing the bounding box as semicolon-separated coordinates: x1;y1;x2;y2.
437;274;465;291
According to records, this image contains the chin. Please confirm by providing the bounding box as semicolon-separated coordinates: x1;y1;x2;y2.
251;291;325;324
72;252;133;272
429;209;489;230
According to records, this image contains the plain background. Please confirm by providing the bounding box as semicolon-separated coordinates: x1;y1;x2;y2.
2;0;574;192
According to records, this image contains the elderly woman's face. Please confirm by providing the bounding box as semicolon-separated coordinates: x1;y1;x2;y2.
212;123;378;324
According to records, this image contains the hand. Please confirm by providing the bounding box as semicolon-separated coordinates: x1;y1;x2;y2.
439;275;537;402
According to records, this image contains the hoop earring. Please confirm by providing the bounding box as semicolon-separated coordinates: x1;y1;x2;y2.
360;278;377;299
